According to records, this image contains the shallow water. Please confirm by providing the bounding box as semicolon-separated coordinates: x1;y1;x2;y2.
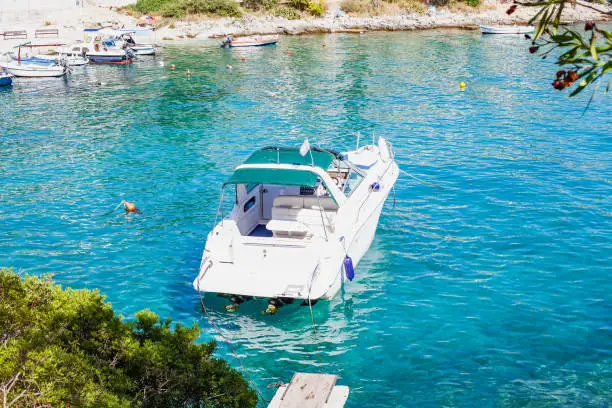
1;30;611;407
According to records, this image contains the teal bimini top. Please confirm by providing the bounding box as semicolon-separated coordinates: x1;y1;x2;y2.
224;147;340;187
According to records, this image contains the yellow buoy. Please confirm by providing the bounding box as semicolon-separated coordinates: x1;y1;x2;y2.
186;69;191;76
459;81;466;91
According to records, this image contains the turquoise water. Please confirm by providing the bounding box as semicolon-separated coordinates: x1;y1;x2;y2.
1;30;611;407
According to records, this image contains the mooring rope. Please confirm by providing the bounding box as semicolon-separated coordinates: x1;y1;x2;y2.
399;168;444;189
306;263;319;336
195;270;271;405
306;262;326;367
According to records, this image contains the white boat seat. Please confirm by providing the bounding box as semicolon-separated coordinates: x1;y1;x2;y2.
273;195;304;209
271;195;337;237
266;219;309;238
303;196;337;211
273;195;338;211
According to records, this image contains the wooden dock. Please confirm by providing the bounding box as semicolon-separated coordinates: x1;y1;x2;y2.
268;373;349;408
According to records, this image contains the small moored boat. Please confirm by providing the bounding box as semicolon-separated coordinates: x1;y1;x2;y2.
114;33;157;55
221;34;279;48
193;137;399;312
5;61;67;77
86;38;135;64
480;25;535;35
0;70;13;86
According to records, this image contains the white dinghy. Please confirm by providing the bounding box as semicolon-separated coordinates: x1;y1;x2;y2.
221;34;279;48
193;137;398;312
480;25;535;35
5;61;68;77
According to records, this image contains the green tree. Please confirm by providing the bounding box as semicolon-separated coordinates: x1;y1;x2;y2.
0;269;257;408
510;0;612;98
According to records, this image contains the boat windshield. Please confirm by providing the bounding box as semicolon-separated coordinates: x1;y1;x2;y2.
344;170;364;197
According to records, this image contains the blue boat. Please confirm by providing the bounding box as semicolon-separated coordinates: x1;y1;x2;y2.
0;71;13;86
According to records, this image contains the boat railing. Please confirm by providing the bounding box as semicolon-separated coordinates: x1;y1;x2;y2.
356;142;395;222
306;260;321;304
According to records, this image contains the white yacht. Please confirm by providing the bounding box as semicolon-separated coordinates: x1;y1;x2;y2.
193;137;398;312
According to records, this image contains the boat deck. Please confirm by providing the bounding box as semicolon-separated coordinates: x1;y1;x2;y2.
248;224;273;237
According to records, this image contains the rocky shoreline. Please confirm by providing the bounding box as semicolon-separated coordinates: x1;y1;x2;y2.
158;1;611;40
0;0;609;46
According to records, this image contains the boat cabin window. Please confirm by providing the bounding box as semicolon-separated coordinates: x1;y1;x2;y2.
344;170;364;197
243;196;256;212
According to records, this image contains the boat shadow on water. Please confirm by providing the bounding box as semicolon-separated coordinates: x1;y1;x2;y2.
196;291;337;324
192;292;361;360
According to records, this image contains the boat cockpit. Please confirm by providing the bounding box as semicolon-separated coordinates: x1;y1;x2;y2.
221;153;365;241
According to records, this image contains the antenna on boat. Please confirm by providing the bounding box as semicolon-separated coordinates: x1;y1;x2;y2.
356;131;360;150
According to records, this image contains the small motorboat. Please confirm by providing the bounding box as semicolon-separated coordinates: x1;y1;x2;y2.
40;54;89;66
221;34;279;48
0;70;13;86
86;38;135;64
42;45;90;66
5;61;67;77
9;54;87;67
114;33;157;55
193;137;399;311
4;45;69;77
480;25;535;35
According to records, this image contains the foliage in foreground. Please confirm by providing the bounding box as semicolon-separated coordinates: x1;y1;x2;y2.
0;269;257;408
511;0;612;99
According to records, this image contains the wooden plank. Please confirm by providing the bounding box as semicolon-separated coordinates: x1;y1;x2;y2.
3;31;27;40
278;373;337;408
35;29;59;38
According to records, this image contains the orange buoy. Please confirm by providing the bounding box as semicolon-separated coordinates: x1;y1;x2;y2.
122;200;142;214
241;57;246;62
286;50;293;55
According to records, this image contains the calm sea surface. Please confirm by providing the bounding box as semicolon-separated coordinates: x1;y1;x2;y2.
1;30;611;407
